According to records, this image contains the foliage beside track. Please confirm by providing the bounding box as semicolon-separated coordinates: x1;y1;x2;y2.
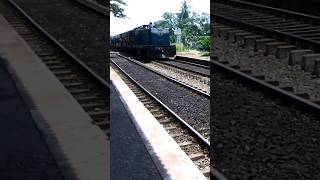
111;0;126;18
154;1;210;52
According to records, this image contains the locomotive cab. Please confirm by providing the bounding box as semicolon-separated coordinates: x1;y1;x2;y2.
111;24;176;59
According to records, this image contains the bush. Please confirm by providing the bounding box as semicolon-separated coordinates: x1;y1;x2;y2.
195;36;210;52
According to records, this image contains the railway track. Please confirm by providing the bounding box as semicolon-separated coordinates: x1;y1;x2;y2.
0;0;109;136
212;1;320;179
73;0;108;15
213;0;320;51
174;55;211;67
110;52;213;178
116;53;210;96
212;0;320;114
212;0;320;76
212;64;320;179
9;0;108;78
157;59;210;77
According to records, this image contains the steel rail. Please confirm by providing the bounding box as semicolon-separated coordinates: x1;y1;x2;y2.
174;59;210;69
212;1;320;51
6;0;109;90
115;53;210;97
174;55;211;67
212;60;320;115
73;0;109;16
157;61;210;78
216;0;320;23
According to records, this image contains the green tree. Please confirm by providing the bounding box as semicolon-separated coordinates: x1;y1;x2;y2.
176;1;190;29
154;12;176;29
152;1;210;51
111;0;127;18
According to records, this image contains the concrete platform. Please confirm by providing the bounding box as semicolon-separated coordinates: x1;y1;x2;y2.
110;67;206;180
110;83;162;180
0;14;108;180
0;56;64;180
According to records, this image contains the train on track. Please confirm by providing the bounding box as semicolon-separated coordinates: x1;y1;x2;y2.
110;24;176;59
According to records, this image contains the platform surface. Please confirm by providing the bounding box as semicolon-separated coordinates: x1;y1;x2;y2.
110;83;162;180
0;57;64;180
0;14;107;180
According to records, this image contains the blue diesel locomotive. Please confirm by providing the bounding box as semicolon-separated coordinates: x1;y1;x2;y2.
111;24;176;59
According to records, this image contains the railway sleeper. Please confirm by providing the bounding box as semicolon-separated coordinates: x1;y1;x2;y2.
152;113;168;119
142;101;155;106
140;98;151;103
189;153;205;161
136;94;147;99
200;166;210;177
288;49;314;65
265;42;287;56
157;116;173;123
81;102;105;109
63;82;85;88
88;110;108;119
164;126;177;131
301;53;320;72
69;88;91;94
254;38;274;51
47;65;68;70
171;133;184;138
314;59;320;76
58;75;80;81
35;50;54;56
143;101;156;106
227;30;245;42
41;55;58;61
76;96;100;102
235;32;253;44
44;60;62;66
244;35;263;48
178;141;194;147
218;27;236;38
52;70;74;76
147;107;162;113
276;45;297;59
93;121;109;129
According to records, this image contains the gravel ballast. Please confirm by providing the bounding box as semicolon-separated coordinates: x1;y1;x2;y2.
12;0;108;78
212;26;320;100
111;56;210;138
212;70;320;180
161;60;210;76
142;61;210;94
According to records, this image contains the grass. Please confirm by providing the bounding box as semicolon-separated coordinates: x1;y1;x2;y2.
200;51;210;56
172;43;210;56
172;43;186;52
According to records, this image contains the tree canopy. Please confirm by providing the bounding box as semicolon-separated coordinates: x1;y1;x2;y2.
153;1;210;51
111;0;127;18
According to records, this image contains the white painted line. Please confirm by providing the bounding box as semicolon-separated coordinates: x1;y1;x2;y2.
110;67;206;180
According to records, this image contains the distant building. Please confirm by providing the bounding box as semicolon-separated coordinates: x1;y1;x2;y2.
174;28;181;43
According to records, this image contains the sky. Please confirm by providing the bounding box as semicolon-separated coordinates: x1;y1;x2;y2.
110;0;210;36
